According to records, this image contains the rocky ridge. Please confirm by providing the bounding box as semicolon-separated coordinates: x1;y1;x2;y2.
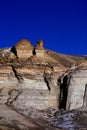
0;39;87;130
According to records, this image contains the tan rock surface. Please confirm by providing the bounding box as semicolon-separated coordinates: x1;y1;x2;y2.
14;39;34;59
0;104;42;130
35;40;45;57
0;39;87;129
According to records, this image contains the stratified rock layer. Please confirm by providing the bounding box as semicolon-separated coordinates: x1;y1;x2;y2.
0;39;87;113
13;39;34;59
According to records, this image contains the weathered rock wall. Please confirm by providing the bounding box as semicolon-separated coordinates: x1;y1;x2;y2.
0;65;61;110
66;69;87;110
0;39;87;112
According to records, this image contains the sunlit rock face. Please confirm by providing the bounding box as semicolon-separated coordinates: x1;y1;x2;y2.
0;39;87;113
35;40;45;57
13;39;34;59
0;39;67;111
66;69;87;110
0;65;59;110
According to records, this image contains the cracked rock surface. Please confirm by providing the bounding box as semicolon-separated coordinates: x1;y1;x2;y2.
0;39;87;129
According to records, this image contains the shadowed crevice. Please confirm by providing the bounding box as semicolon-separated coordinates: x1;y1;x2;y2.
83;84;87;108
43;73;51;91
58;75;70;110
33;48;36;55
12;66;24;83
11;46;18;57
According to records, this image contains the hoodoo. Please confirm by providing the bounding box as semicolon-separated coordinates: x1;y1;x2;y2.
35;40;45;57
12;39;34;59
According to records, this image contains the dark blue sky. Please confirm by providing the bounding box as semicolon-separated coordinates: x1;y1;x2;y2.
0;0;87;55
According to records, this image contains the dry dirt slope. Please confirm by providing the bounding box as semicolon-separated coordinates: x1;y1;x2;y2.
46;50;87;68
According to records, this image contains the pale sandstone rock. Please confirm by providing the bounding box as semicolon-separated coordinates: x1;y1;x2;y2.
14;39;34;59
35;40;45;57
36;40;44;50
66;69;87;110
0;40;87;130
0;39;87;113
0;65;60;110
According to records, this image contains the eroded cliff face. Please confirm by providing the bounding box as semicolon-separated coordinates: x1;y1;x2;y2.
57;63;87;111
0;39;87;130
0;39;66;113
0;39;87;113
66;66;87;110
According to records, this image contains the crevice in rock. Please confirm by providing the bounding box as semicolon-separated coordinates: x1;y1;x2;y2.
11;46;18;57
83;84;87;108
33;48;36;55
43;73;51;91
6;89;22;106
12;66;24;83
58;74;70;110
0;88;3;97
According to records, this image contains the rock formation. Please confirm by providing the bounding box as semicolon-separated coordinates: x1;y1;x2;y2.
0;39;64;110
0;39;87;129
12;39;34;59
35;40;45;57
0;39;87;111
